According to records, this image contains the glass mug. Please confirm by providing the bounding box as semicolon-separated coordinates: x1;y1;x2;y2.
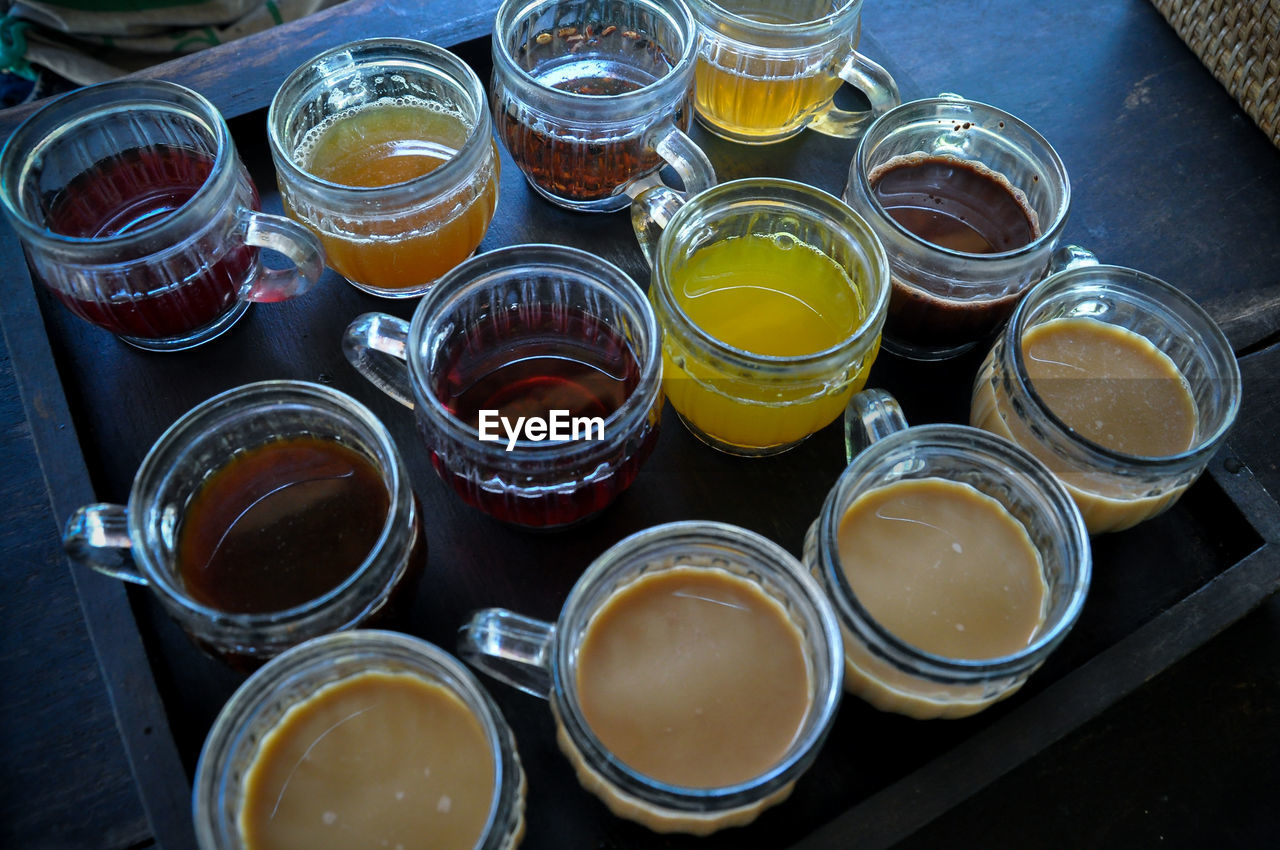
686;0;900;144
971;264;1242;534
62;381;425;666
459;521;843;834
843;95;1078;360
194;630;526;850
269;38;500;297
632;177;889;455
491;0;716;212
343;243;663;529
0;79;324;351
803;389;1091;719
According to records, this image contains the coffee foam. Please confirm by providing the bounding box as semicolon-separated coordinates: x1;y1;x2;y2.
291;95;471;166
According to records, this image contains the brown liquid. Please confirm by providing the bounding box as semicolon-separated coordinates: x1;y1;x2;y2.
239;671;495;850
872;154;1038;253
1022;318;1197;456
971;319;1199;533
575;566;810;788
177;436;389;613
837;478;1046;660
870;153;1042;349
497;27;679;201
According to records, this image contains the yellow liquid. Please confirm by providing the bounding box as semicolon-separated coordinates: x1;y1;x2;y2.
292;102;498;293
661;233;874;450
694;11;855;141
694;61;842;141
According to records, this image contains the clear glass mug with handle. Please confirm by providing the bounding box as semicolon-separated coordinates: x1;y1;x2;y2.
631;177;889;456
804;388;1091;719
686;0;900;144
490;0;716;212
459;521;843;835
269;38;501;297
62;381;425;668
0;79;324;351
842;94;1082;361
343;243;663;529
970;264;1242;533
193;630;526;850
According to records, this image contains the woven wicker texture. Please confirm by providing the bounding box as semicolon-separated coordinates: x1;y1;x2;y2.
1150;0;1280;146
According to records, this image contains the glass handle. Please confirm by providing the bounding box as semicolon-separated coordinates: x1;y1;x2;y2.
62;503;147;585
809;50;902;139
843;387;910;464
458;609;555;700
1048;244;1099;275
238;209;326;302
343;312;416;409
649;122;717;198
629;184;688;268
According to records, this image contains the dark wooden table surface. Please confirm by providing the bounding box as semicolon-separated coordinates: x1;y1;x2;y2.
2;0;1278;848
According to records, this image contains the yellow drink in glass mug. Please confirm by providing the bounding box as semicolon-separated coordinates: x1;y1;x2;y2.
685;0;898;144
640;179;889;456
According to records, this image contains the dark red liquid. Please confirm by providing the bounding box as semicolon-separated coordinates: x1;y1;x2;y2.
872;156;1038;253
46;144;258;340
428;303;658;527
177;436;390;614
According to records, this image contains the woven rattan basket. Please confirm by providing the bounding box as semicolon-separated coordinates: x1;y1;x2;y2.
1150;0;1280;146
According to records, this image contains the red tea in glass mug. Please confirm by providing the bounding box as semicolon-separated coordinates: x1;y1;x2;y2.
0;80;324;351
344;244;663;529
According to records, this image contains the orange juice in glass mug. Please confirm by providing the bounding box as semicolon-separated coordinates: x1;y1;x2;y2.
269;39;500;297
633;178;889;455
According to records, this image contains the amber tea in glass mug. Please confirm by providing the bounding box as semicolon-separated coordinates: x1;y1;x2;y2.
686;0;900;143
491;0;715;212
269;38;500;297
0;80;324;350
63;382;425;666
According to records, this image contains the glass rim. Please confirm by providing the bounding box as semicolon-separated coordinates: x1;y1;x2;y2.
819;424;1092;678
653;177;890;371
192;630;515;850
128;380;407;625
406;243;664;458
492;0;699;107
1006;263;1243;468
0;79;235;252
852;95;1072;262
550;520;844;808
687;0;863;39
267;37;493;199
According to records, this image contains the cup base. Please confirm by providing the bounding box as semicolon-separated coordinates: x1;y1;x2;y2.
673;408;806;457
117;300;252;352
341;276;439;299
692;112;806;146
526;176;633;213
880;331;982;362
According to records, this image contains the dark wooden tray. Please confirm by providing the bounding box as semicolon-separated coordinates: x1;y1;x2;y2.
3;3;1279;849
